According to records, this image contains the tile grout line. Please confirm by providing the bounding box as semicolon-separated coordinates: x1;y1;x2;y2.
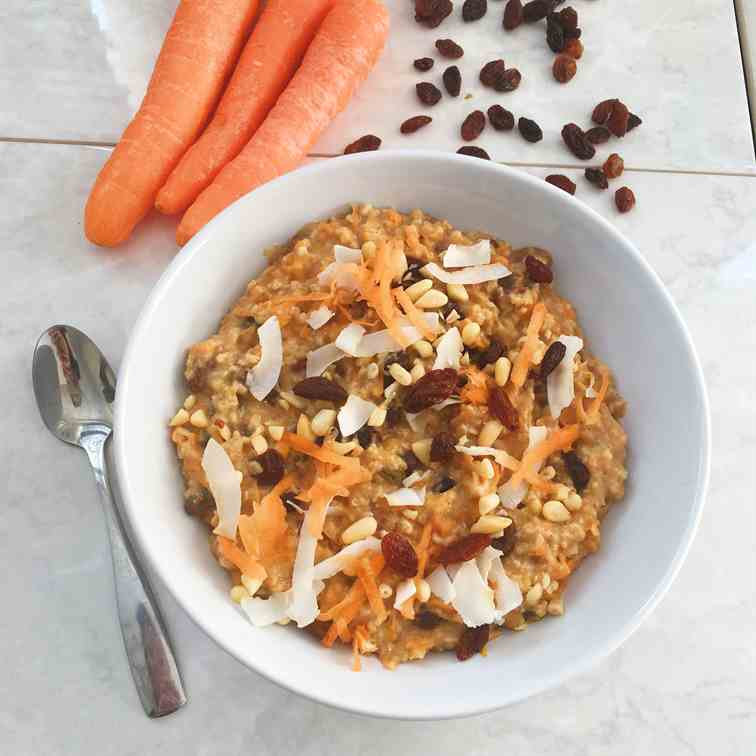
2;136;755;178
733;0;756;152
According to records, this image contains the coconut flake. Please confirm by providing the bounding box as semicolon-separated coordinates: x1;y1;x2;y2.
202;438;242;540
488;554;523;619
307;306;334;330
547;335;584;419
385;487;426;507
333;245;363;264
434;398;461;410
393;579;417;609
585;371;598;398
454;444;518;468
335;323;366;356
403;470;430;487
451;560;496;627
245;316;282;401
497;426;548;509
312;537;381;581
432;327;463;370
442;239;491;268
338;394;377;437
240;591;291;627
317;262;360;291
423;262;511;286
427;566;456;604
306;343;345;377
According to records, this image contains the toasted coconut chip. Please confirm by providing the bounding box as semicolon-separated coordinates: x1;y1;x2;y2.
394;578;417;609
432;327;463;370
245;316;282;401
486;550;523;619
307;306;335;330
338;394;378;437
335;323;366;356
547;335;584;419
240;591;291;627
385;487;426;507
404;410;425;433
318;261;360;291
442;239;491;268
202;438;242;539
455;444;519;469
352;315;440;357
312;537;381;581
423;262;511;285
403;470;430;487
333;245;363;264
306;343;345;377
427;565;456;604
451;560;496;627
497;426;548;509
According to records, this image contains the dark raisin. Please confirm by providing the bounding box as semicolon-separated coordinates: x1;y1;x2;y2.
518;117;543;143
457;625;490;661
415;0;454;28
282;491;308;513
255;449;285;486
293;377;347;403
553;54;576;83
539;341;567;379
472;341;503;368
591;99;618;125
185;490;213;518
607;100;630;137
561;122;595;160
403;450;422;474
416;81;443;106
563;450;590;492
615;186;636;213
564;25;581;40
457;374;469;388
491;520;517;557
430;433;455;463
479;59;506;87
493;68;522;92
557;6;577;30
585;167;609;189
414;57;435;72
627;113;642;131
356;426;374;448
457;146;491;160
416;611;442;628
603;153;624;179
401;115;433;134
436;38;464;59
382;532;419;578
546;13;565;53
385;406;402;427
585;126;611;145
487;104;515;131
403;368;459;412
435;476;457;493
503;0;523;30
461;110;486;141
489;386;519;430
443;65;462;97
402;259;425;285
439;533;492;565
522;0;550;22
525;254;554;283
462;0;487;21
563;37;583;59
545;174;576;195
344;135;381;154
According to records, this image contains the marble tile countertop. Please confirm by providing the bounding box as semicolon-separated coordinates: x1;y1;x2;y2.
2;1;756;754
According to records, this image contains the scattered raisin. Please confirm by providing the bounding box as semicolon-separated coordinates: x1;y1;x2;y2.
489;386;519;430
627;113;642;131
479;59;506;87
564;25;581;40
457;625;490;661
592;98;618;125
546;13;565;53
415;0;454;28
439;533;492;565
430;433;456;462
436;38;464;58
557;6;577;30
561;122;595;160
462;0;487;21
585;126;611;145
402;258;425;285
603;153;624;179
416;81;443;106
522;0;550;22
491;520;517;556
293;377;347;403
457;145;491;159
503;0;523;30
255;449;285;486
585;167;609;189
615;186;636;213
494;68;522;92
487;104;515;131
545;174;576;195
403;368;459;412
461;110;486;141
356;426;374;448
344;135;381;154
403;449;422;474
414;57;435;72
382;532;419;578
607;100;630;137
539;341;567;379
563;450;590;492
525;254;554;283
385;406;402;427
443;65;462;97
562;37;583;59
518;117;543;143
401;115;433;134
416;611;442;628
472;341;503;368
282;491;308;513
552;54;576;83
435;476;457;493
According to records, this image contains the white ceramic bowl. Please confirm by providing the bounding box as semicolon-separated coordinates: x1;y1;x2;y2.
115;151;709;719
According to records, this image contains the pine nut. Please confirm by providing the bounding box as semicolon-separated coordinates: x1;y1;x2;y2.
479;458;495;480
479;493;501;515
268;425;284;441
553;484;570;502
542;499;571;523
310;408;337;436
219;424;232;441
379;583;393;599
416;578;431;603
446;283;469;302
251;435;268;455
342;516;378;545
368;406;387;427
541;465;556;480
389;363;412;386
241;575;262;597
279;390;306;410
169;408;189;427
411;439;432;466
471;515;512;534
183;394;197;410
460;352;470;366
413;340;434;358
405;279;433;302
565;492;583;511
547;597;564;616
494;357;512;387
415;289;449;309
230;585;249;603
525;583;543;606
478;420;503;447
461;321;481;346
189;409;208;428
446;309;461;324
410;362;426;382
296;413;315;441
542;574;551;589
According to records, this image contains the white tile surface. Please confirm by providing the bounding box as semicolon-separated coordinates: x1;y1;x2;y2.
736;0;756;142
2;0;754;172
2;142;755;754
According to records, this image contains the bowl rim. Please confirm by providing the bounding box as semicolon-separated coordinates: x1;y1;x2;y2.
114;150;711;719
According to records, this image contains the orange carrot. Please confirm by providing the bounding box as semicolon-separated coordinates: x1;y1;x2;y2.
509;425;581;488
85;0;260;247
176;0;390;245
156;0;335;215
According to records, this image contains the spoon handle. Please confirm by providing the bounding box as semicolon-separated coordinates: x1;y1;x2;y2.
82;431;187;717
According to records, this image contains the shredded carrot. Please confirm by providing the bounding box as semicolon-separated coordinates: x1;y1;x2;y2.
460;367;490;405
356;553;386;623
322;622;340;648
283;432;361;468
271;291;332;306
393;287;436;341
275;440;290;458
510;302;547;390
352;632;362;671
509;424;581;488
237;514;258;557
319;581;365;623
416;521;434;578
216;536;267;582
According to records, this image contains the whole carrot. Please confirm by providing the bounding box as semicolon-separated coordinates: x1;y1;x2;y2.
176;0;390;245
85;0;260;247
156;0;335;216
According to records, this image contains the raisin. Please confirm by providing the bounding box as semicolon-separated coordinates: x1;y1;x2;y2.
539;341;567;379
401;115;433;134
443;65;462;97
415;0;454;28
489;386;519;430
403;368;458;412
461;110;486;141
545;174;576;195
518;117;543;143
434;476;457;493
585;167;609;189
462;0;487;21
522;0;550;22
472;341;503;368
487;104;515;131
456;624;490;661
592;98;618;125
607;100;630;137
557;6;577;29
403;449;422;474
563;450;590;492
585;126;611;145
564;26;581;40
255;449;285;486
385;406;402;427
491;520;517;556
503;0;523;30
457;146;491;160
494;68;522;92
525;254;554;283
293;377;347;403
344;135;381;154
282;491;308;513
357;426;374;448
414;57;435;72
416;81;443;106
546;13;565;53
552;54;576;83
416;611;442;629
439;533;492;565
382;532;419;578
402;259;425;285
562;37;583;59
436;38;464;59
479;59;506;87
627;113;642;131
603;153;624;179
457;374;469;388
615;186;636;213
430;433;456;463
561;123;595;160
185;490;213;518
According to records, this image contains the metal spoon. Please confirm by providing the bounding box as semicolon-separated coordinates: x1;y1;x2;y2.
32;325;186;718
